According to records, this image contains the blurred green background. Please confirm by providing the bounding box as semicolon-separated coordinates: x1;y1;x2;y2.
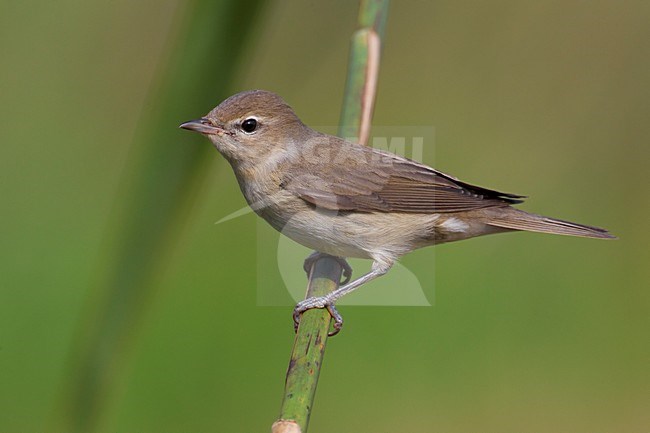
1;1;648;432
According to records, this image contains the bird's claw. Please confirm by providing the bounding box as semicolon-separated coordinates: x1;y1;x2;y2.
303;252;352;285
293;296;344;337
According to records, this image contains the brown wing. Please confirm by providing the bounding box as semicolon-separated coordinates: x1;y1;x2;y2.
282;146;525;213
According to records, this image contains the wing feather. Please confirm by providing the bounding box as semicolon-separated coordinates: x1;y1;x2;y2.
281;141;524;213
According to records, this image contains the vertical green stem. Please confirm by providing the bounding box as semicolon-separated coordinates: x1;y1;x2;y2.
274;258;343;432
50;1;268;432
339;0;390;144
274;1;389;432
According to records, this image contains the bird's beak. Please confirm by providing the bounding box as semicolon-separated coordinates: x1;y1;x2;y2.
179;118;224;135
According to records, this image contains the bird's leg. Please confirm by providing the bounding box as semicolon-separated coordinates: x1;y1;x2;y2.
303;251;352;285
294;260;393;335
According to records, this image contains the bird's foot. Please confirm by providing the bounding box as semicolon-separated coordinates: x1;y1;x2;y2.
293;295;343;336
303;252;352;285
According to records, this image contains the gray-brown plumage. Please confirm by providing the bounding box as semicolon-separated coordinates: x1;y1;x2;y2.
180;90;614;331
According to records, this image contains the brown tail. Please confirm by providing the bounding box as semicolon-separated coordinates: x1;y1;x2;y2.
483;207;616;239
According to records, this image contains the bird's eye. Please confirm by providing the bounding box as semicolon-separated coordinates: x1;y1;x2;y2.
241;118;258;133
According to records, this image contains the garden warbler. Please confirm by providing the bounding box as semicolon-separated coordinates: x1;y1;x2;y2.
180;90;614;334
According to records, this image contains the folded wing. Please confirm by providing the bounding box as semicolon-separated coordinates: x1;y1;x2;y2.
282;146;525;214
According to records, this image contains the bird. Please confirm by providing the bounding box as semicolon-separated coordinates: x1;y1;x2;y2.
180;89;615;334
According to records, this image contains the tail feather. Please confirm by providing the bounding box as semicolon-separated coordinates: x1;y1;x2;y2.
484;208;616;239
